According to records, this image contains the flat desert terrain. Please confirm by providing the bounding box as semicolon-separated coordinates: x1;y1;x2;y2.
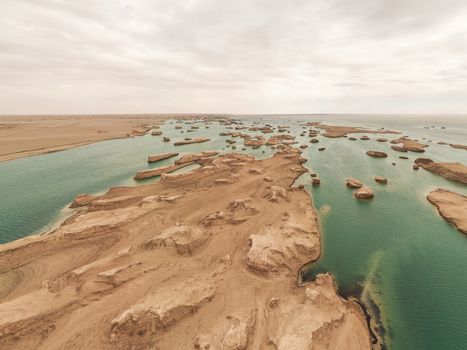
0;115;168;162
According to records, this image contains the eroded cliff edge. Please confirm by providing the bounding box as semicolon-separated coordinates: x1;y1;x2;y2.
0;147;372;350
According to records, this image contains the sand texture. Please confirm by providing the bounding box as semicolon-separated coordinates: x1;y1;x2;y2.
427;188;467;234
0;147;371;350
0;114;169;162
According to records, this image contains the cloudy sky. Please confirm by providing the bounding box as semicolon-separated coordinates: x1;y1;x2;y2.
1;0;467;114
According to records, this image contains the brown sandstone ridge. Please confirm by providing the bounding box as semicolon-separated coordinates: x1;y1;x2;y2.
0;114;169;163
306;122;400;138
390;137;427;152
414;158;467;185
0;148;371;350
174;137;210;146
147;152;179;163
427;189;467;234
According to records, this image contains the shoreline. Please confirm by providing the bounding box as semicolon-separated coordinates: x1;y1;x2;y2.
0;147;372;349
0;114;173;163
0;137;127;163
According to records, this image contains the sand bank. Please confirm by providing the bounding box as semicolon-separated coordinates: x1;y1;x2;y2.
0;114;169;162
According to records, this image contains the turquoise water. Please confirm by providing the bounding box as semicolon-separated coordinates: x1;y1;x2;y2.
1;115;467;349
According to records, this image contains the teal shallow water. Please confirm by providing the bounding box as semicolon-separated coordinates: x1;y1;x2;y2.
0;115;466;349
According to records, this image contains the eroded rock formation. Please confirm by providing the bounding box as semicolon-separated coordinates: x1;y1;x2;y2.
0;149;371;350
427;188;467;234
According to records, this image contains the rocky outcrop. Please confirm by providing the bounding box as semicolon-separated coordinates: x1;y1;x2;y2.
375;176;387;184
266;134;295;146
267;273;371;350
346;177;363;188
174;137;210;146
391;137;427;152
244;138;265;147
366;151;387;158
0;147;371;350
175;151;218;165
263;185;288;202
134;163;193;179
147;152;179;163
391;145;408;152
69;193;98;208
450;144;467;150
427;189;467;234
143;225;209;255
247;220;319;276
414;158;467;184
354;186;374;199
110;280;216;343
306;122;399;138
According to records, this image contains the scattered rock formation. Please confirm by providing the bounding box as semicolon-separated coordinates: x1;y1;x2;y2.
366;151;388;158
346;178;363;188
134;163;193;180
391;145;408;152
306;122;399;138
427;189;467;234
174;151;218;165
391;137;427;152
375;176;387;184
450;144;467;150
414;158;467;184
147;152;179;163
354;186;374;200
174;137;210;146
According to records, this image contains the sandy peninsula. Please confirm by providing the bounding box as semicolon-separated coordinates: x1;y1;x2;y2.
414;158;467;184
0;114;169;162
0;147;371;350
427;189;467;234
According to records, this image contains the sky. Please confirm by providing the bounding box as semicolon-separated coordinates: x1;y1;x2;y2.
1;0;467;115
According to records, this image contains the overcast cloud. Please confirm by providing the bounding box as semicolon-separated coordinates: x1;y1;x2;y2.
1;0;467;114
